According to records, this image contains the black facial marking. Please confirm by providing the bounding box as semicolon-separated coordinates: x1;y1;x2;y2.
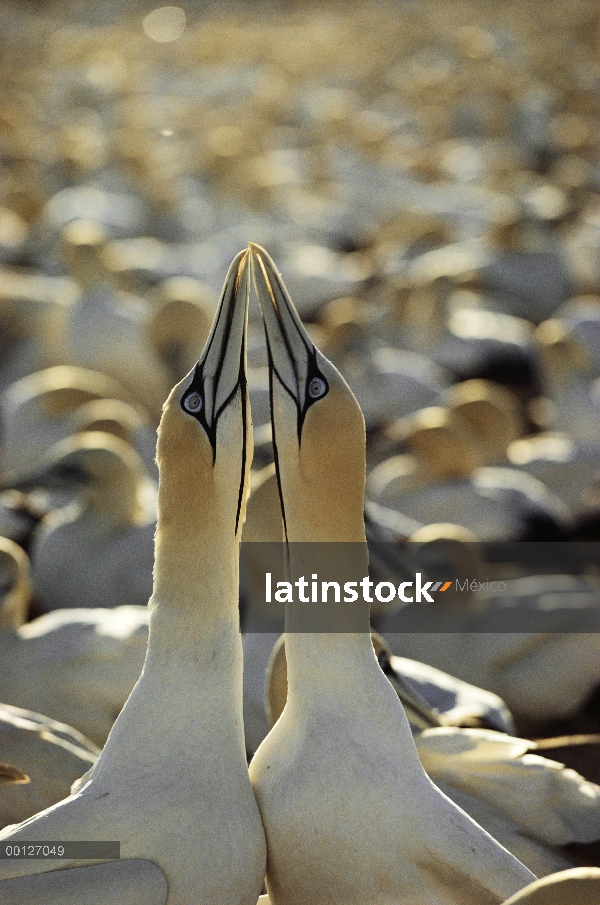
267;347;289;545
264;325;329;443
180;361;218;456
179;261;248;535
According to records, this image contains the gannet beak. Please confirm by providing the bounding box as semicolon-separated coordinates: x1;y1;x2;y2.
249;243;326;439
179;248;250;456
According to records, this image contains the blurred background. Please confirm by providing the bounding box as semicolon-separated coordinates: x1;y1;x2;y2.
2;0;600;844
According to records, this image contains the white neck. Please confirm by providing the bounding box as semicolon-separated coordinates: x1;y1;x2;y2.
93;507;245;778
283;542;385;712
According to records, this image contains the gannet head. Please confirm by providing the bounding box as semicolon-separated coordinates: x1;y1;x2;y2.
38;431;147;525
250;244;365;543
147;278;216;383
68;398;147;444
156;249;252;540
59;218;110;289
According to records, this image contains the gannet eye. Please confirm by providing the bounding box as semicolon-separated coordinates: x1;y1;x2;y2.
183;392;203;413
308;377;328;400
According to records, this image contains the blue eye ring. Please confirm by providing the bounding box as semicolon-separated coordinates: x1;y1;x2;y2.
183;392;203;413
308;377;327;400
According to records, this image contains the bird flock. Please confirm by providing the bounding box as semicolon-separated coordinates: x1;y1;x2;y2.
0;1;600;903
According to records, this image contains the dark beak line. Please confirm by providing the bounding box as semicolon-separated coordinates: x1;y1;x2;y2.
199;249;248;428
250;245;314;413
181;248;250;538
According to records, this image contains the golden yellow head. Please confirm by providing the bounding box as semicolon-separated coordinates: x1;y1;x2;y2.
250;244;366;543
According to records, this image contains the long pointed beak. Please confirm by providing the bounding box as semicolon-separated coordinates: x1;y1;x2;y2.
183;249;250;445
249;243;315;411
201;247;250;423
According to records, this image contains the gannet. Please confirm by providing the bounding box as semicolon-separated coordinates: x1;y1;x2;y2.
0;269;69;392
507;431;600;519
368;408;570;541
381;525;600;722
57;219;172;421
446;380;522;467
0;365;130;485
0;703;99;830
0;477;149;746
248;243;535;905
536;320;600;446
28;431;155;611
0;537;30;630
147;276;216;384
265;637;600;877
0;249;267;904
67;397;159;479
0;603;149;747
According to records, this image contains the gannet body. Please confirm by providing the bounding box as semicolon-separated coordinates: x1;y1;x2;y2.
0;365;131;484
58;220;172;420
536;320;600;446
1;605;149;747
380;528;600;722
0;703;99;830
29;432;156;611
507;432;600;518
369;422;569;542
67;397;159;480
147;277;216;386
0;270;69;393
248;245;534;905
265;641;600;877
341;348;452;431
0;250;267;905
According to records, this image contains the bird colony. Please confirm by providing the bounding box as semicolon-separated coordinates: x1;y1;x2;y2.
0;1;600;903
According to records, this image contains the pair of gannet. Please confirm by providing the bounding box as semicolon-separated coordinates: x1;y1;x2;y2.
247;245;535;904
0;251;266;904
